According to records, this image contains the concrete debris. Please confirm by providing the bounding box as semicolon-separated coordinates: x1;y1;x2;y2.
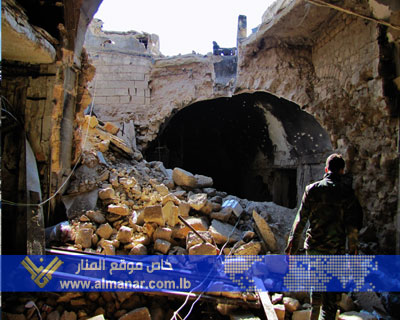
144;205;164;226
200;200;214;214
209;219;242;244
186;230;213;249
108;204;130;216
95;126;135;157
172;167;198;189
233;241;261;255
195;174;213;188
153;227;173;242
162;201;179;226
173;216;209;239
116;226;133;243
161;193;180;205
75;228;94;248
188;193;208;210
98;186;115;200
97;140;110;153
85;210;106;224
96;223;113;240
210;210;232;222
178;201;190;216
188;242;218;255
102;122;120;135
120;176;137;188
87;115;99;128
173;189;187;199
152;183;169;196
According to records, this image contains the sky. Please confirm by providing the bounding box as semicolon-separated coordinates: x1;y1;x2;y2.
94;0;275;56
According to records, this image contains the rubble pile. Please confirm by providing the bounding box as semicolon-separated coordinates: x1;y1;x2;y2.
2;291;382;320
4;116;382;320
54;115;295;259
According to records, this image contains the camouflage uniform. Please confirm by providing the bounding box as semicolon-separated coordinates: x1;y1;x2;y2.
286;172;363;320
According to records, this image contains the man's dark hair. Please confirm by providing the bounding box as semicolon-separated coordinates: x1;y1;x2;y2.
326;153;345;173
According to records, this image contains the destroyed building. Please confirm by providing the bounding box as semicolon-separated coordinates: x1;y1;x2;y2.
2;0;400;319
84;0;400;254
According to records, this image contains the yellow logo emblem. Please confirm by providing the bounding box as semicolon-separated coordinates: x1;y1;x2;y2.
21;256;63;288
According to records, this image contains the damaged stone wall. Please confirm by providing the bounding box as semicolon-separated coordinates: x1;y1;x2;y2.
141;53;241;145
85;0;400;253
1;0;102;253
310;14;398;253
2;62;57;215
146;56;216;145
84;19;159;146
85;19;242;147
236;0;400;253
236;45;315;106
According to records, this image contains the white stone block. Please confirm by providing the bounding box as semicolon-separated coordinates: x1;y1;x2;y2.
221;199;243;217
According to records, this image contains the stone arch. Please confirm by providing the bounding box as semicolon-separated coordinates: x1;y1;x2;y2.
145;91;332;208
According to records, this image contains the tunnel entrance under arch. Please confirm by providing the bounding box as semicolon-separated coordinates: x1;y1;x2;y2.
145;92;332;208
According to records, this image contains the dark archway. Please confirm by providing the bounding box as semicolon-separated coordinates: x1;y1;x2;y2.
145;92;332;208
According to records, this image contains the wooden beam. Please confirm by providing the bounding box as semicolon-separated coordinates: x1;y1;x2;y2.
254;278;278;320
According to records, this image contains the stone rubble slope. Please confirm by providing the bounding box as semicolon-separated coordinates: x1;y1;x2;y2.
39;115;381;320
55;115;296;259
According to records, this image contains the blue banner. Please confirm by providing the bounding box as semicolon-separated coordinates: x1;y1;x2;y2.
2;255;400;292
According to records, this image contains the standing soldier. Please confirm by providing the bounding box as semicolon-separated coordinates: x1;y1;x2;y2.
285;153;363;320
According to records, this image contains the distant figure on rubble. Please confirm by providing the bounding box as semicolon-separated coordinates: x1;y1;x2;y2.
212;41;236;56
285;153;363;320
